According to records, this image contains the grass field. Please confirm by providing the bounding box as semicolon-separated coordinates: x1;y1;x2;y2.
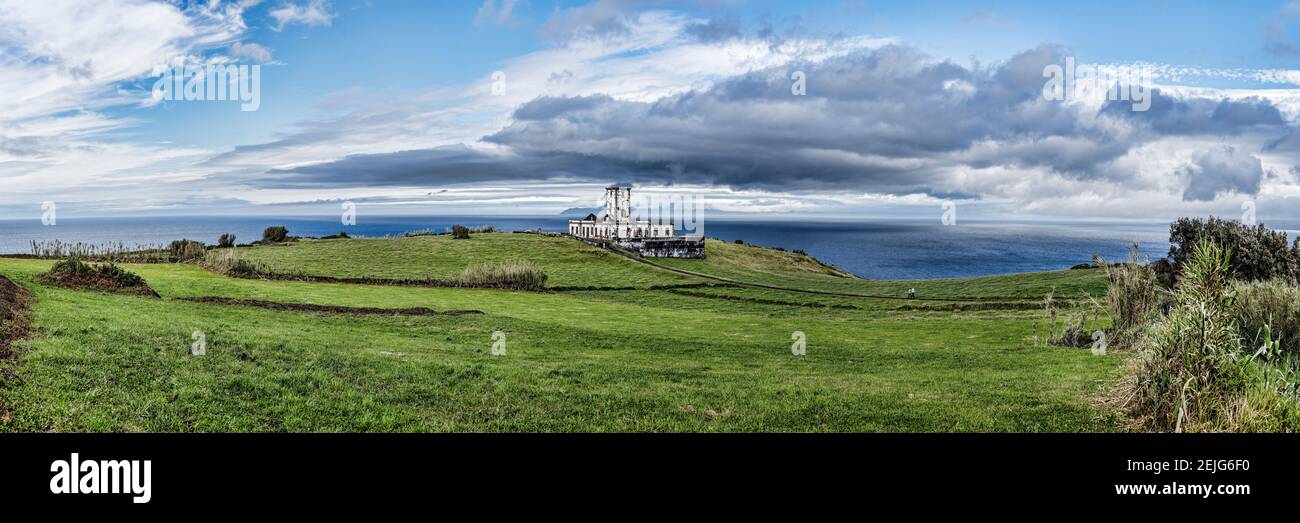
0;234;1123;432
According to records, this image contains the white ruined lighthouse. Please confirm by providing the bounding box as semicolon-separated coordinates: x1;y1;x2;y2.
567;186;673;240
566;186;704;258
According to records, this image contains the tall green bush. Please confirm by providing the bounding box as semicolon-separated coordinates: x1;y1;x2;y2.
1131;240;1243;431
1169;217;1296;283
217;233;237;248
262;226;289;243
1233;280;1300;358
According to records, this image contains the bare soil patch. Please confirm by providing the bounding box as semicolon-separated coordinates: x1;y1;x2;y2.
173;296;482;316
0;275;33;424
36;272;160;297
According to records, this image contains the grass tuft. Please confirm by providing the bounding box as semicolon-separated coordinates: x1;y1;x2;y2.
456;260;548;291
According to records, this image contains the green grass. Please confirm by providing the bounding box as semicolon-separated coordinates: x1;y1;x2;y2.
0;235;1124;432
237;233;698;289
659;240;1108;299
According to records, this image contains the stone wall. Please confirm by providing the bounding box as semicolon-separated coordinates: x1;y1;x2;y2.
615;238;705;259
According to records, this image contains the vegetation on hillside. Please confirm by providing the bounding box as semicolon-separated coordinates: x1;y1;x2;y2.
262;226;290;244
456;260;547;291
169;239;207;262
36;255;157;297
0;234;1119;432
235;233;700;289
1168;216;1299;283
1120;241;1300;432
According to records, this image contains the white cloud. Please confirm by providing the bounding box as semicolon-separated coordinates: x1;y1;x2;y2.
231;42;273;62
5;1;1300;223
475;0;524;27
269;0;334;31
0;0;260;210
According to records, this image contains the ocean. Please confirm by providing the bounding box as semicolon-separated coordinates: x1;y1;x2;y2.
0;215;1179;280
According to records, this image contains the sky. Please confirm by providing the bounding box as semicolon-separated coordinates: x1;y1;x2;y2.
3;0;1300;222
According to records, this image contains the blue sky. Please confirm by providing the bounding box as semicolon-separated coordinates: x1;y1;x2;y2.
3;0;1300;221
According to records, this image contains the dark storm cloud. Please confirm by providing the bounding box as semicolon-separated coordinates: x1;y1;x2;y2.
481;44;1130;188
1103;90;1286;135
261;43;1298;200
260;144;712;189
1181;146;1265;202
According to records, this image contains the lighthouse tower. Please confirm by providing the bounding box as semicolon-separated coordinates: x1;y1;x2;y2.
605;186;631;223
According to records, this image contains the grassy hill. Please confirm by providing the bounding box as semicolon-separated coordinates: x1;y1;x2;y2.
657;239;1107;299
0;234;1120;432
237;233;698;289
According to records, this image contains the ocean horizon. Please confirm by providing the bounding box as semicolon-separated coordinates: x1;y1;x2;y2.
0;215;1187;280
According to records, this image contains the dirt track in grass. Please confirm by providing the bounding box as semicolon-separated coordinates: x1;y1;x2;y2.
0;275;33;424
172;296;483;316
0;276;31;359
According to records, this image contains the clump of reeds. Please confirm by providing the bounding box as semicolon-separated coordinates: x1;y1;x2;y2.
1096;242;1162;349
29;240;173;263
1124;240;1300;431
203;249;267;278
168;239;207;262
1233;280;1300;359
456;260;547;291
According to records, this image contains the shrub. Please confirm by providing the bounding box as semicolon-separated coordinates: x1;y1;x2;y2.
95;263;146;288
1050;313;1093;347
734;239;744;244
456;260;547;291
1233;280;1300;359
1150;258;1175;289
41;255;149;292
217;233;236;248
451;225;471;240
320;231;350;240
48;255;95;278
1128;240;1276;431
1169;216;1296;283
1096;243;1162;348
262;226;289;243
169;239;206;261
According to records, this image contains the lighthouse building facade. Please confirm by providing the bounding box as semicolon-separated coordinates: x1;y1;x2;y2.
567;187;675;240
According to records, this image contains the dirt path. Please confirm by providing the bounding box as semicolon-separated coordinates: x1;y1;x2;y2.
173;296;482;316
0;275;33;424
